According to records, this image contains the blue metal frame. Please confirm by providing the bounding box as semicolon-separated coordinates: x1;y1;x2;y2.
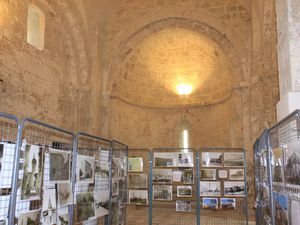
196;151;200;225
149;150;153;225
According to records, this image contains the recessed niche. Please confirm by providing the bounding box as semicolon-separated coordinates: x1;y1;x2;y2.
27;3;45;51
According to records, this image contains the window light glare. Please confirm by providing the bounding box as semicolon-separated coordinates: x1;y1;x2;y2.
176;84;192;95
183;130;188;152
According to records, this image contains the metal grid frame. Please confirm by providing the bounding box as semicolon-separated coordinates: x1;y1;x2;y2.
110;140;128;225
0;112;20;225
12;117;75;225
126;149;151;225
198;148;249;225
73;132;112;225
151;148;198;225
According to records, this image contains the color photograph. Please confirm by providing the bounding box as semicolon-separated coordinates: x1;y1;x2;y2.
153;169;172;184
128;173;147;189
176;200;192;212
18;210;40;225
177;186;192;197
76;192;95;222
285;142;300;186
201;169;216;180
129;190;148;205
21;144;43;200
200;181;221;196
202;198;218;210
154;153;175;167
273;191;288;225
182;169;194;184
220;198;236;209
229;169;244;180
224;181;245;197
202;152;222;167
224;153;244;167
153;185;172;201
128;157;144;172
94;190;109;217
289;198;300;225
49;149;70;182
57;183;73;207
76;155;95;184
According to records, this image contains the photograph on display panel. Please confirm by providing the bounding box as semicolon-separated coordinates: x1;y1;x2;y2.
224;181;245;197
57;208;69;225
18;210;41;225
182;169;194;184
201;169;217;180
154;152;193;167
273;191;288;225
21;144;43;200
98;162;109;179
224;153;244;167
76;155;95;183
128;173;147;189
41;188;57;225
229;169;244;180
202;152;222;167
289;198;300;225
176;200;192;212
94;190;110;217
285;142;300;186
153;169;173;184
200;181;221;196
57;183;73;207
49;148;70;182
128;190;148;205
0;143;15;189
272;147;284;183
202;198;218;210
76;192;95;223
177;186;192;197
178;152;194;167
220;198;236;210
153;185;172;201
128;157;143;172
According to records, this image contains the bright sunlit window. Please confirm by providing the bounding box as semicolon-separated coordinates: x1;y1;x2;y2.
183;129;188;152
176;84;192;95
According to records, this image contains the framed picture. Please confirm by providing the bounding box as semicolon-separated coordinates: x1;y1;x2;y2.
153;185;172;201
273;191;288;225
224;181;245;197
177;186;192;197
128;157;143;172
285;142;300;186
128;173;147;189
229;169;244;180
21;144;43;200
49;148;71;182
224;153;244;167
18;210;40;225
76;155;95;184
202;152;222;167
154;153;176;167
76;192;95;222
220;198;236;209
94;190;109;217
202;198;218;209
182;169;194;184
200;181;221;196
176;200;192;212
153;169;172;184
201;169;216;180
289;197;300;225
128;190;148;205
57;183;73;207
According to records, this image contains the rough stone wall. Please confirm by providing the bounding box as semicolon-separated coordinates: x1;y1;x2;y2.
0;0;103;135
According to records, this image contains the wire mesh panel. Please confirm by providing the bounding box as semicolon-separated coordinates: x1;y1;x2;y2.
268;110;300;225
151;148;197;225
0;113;19;225
199;148;248;225
74;133;111;225
111;141;128;225
13;118;75;225
126;149;150;225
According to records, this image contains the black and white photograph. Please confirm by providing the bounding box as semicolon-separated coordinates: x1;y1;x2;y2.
172;170;183;182
94;190;109;217
49;149;70;182
202;198;218;210
202;152;222;167
154;153;175;167
128;157;144;172
57;208;69;225
218;170;228;179
18;210;40;225
176;200;192;212
128;173;147;189
118;178;127;203
182;169;194;184
0;220;5;225
76;192;95;222
285;142;300;186
21;144;43;200
153;185;172;201
224;153;244;167
272;147;284;184
153;169;172;184
224;181;245;197
76;155;95;184
0;196;9;222
129;190;148;205
200;181;221;196
94;161;101;173
178;152;194;167
201;169;216;180
289;198;300;225
57;183;73;207
0;143;15;189
220;198;236;209
112;178;119;196
177;186;192;197
229;169;244;180
273;191;288;225
98;162;109;179
41;188;57;225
